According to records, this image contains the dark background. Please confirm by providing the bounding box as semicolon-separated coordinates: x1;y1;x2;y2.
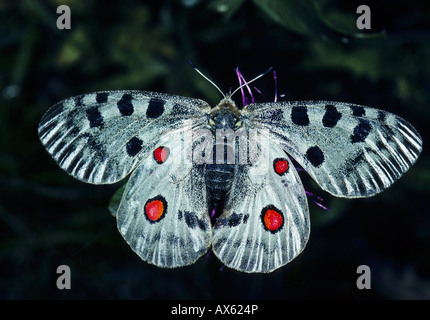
1;0;429;300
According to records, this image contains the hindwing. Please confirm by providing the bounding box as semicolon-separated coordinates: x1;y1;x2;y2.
116;128;212;267
212;134;310;273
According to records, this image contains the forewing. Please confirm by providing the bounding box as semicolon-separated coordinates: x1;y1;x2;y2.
116;129;211;268
38;90;210;184
212;136;310;273
243;101;422;198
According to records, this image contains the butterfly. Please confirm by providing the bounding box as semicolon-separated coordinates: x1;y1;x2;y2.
38;67;422;273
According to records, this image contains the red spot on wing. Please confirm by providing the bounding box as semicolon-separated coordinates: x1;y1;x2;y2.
261;206;284;233
264;210;283;231
144;196;167;222
153;146;170;164
274;158;289;175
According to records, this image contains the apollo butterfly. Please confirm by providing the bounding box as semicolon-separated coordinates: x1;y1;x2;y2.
38;66;422;273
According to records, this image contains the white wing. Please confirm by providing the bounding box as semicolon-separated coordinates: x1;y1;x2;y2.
116;129;212;268
38;90;210;184
212;134;310;273
243;101;422;198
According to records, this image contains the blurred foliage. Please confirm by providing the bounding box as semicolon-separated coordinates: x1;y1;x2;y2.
0;0;430;300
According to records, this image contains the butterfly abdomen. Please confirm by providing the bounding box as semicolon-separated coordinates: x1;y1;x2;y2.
206;163;235;212
206;105;239;214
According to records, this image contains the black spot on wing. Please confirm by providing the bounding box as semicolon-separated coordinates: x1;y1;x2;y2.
147;98;165;119
198;220;207;231
322;104;342;128
179;211;207;231
184;211;197;228
96;92;108;103
126;137;143;157
215;213;248;229
226;213;242;227
117;93;134;116
351;119;372;143
291;106;309;126
350;105;365;117
243;214;249;224
306;145;324;167
86;106;104;128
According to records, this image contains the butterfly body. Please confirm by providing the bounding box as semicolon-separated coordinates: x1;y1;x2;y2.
206;97;240;215
39;87;422;273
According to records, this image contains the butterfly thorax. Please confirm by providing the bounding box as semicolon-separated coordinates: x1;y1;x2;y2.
210;97;241;122
206;97;241;217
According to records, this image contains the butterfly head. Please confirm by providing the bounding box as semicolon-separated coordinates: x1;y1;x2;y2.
210;96;241;130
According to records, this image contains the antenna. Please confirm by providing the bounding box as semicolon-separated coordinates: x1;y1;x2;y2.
188;60;225;98
230;67;273;98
